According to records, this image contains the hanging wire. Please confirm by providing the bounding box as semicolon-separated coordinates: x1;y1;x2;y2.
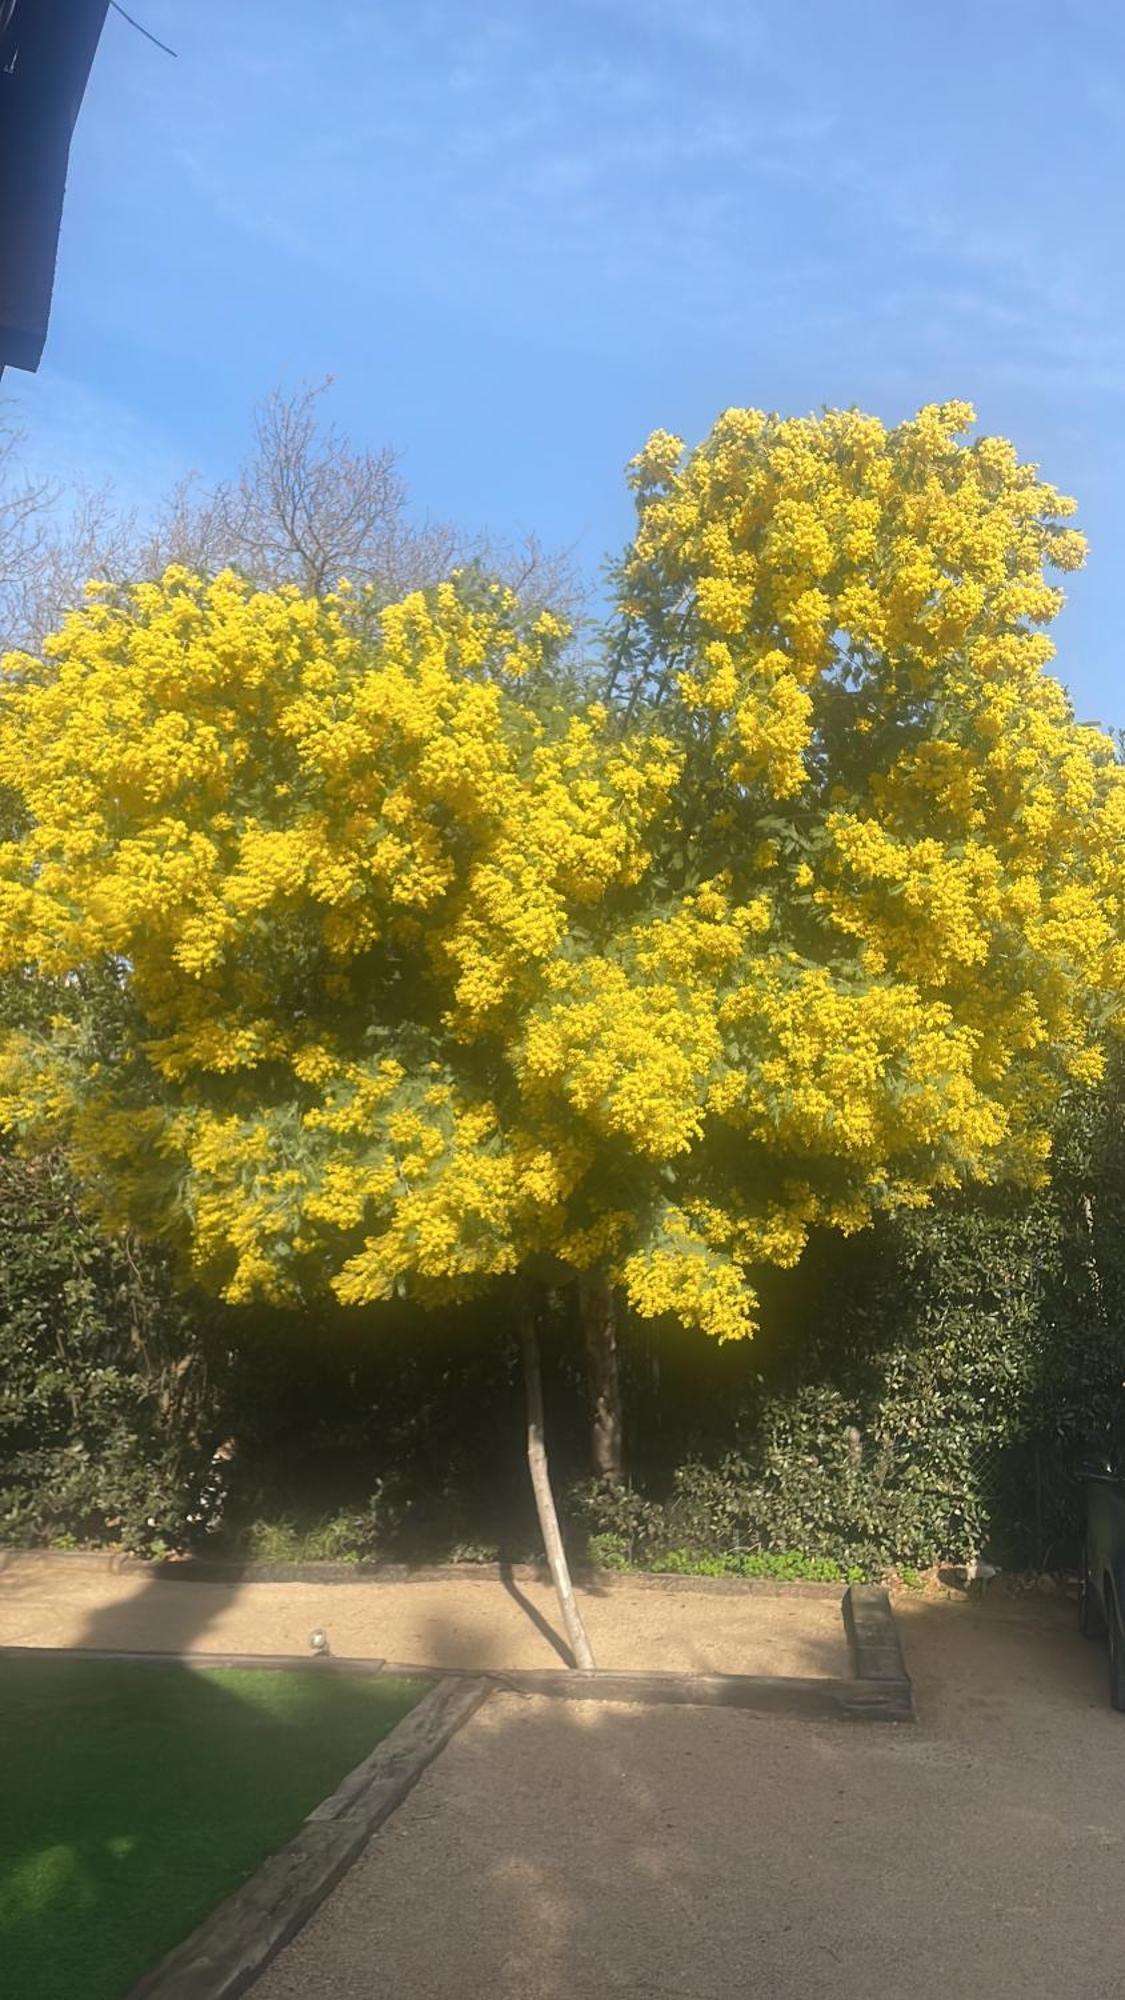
109;2;177;57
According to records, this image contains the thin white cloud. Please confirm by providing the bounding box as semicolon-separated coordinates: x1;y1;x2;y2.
5;372;182;510
74;1;1125;400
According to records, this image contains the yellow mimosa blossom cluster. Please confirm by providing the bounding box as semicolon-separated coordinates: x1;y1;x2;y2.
0;400;1122;1346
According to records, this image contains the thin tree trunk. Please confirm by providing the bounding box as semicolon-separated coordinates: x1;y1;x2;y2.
1082;1193;1104;1323
578;1266;625;1484
517;1282;595;1671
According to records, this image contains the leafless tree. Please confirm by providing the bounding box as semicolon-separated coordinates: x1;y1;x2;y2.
8;484;137;655
1;381;587;654
0;407;137;656
137;379;583;615
485;526;588;626
141;380;587;621
0;417;53;612
139;381;423;597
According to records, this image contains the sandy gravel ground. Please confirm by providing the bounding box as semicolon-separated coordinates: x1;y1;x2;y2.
252;1592;1124;2000
0;1555;849;1677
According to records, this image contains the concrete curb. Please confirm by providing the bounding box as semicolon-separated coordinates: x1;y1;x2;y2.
844;1583;911;1684
471;1664;908;1720
126;1675;490;2000
2;1586;913;1721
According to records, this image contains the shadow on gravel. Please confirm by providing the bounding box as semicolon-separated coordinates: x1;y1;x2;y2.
254;1591;1125;2000
76;1565;250;1657
497;1557;575;1668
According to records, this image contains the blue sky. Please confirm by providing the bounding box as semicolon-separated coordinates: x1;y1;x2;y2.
10;0;1125;723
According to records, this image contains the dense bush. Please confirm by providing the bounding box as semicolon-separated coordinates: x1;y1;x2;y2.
0;1154;227;1554
0;1158;529;1561
3;1080;1125;1575
577;1204;1121;1576
572;1079;1125;1576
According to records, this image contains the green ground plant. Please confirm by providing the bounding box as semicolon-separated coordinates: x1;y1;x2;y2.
0;1658;424;2000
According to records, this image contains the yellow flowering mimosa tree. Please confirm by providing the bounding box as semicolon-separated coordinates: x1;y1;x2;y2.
567;400;1125;1470
0;403;1122;1656
0;565;680;1662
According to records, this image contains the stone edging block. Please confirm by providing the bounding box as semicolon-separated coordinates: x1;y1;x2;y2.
843;1583;911;1684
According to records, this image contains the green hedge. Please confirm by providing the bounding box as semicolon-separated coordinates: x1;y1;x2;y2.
3;1079;1124;1574
576;1199;1122;1576
0;1155;226;1554
575;1079;1125;1574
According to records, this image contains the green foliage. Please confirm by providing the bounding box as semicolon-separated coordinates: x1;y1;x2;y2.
584;1532;632;1572
210;1294;530;1561
237;1512;387;1565
4;1073;1125;1578
576;1099;1125;1578
642;1548;857;1583
0;1153;225;1556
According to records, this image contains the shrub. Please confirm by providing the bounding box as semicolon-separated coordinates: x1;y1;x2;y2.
0;1154;227;1554
574;1142;1125;1578
3;1075;1124;1576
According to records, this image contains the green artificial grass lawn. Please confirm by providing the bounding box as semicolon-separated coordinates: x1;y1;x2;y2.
0;1656;427;2000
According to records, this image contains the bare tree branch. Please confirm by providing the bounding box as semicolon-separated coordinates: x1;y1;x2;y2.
1;381;588;657
141;380;427;600
141;380;589;622
0;408;57;603
0;407;137;655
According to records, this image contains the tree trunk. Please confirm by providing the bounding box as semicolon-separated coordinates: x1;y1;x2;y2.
517;1282;595;1671
1082;1193;1104;1322
578;1266;625;1484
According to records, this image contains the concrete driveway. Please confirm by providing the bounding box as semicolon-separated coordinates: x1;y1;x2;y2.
251;1592;1124;2000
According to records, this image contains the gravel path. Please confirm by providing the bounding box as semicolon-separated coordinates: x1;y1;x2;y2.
252;1592;1124;2000
0;1555;849;1677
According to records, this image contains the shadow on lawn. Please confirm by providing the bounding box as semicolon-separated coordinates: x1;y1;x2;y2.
0;1577;422;2000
